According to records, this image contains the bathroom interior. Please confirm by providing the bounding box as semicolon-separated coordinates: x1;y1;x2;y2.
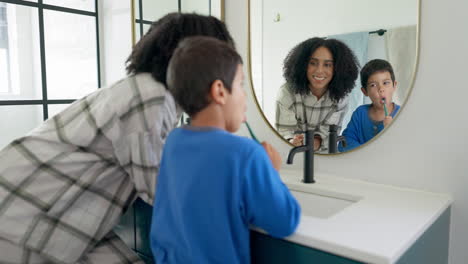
0;0;467;263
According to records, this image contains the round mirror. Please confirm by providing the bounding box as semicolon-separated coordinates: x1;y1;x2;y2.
248;0;419;154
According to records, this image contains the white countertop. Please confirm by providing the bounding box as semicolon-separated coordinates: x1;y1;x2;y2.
273;169;452;264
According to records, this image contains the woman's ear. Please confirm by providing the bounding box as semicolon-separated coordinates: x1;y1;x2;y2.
210;80;227;105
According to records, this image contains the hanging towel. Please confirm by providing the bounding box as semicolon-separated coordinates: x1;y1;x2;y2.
329;31;369;132
385;25;417;105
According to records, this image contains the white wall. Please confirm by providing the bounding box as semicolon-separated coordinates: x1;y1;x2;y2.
227;1;468;264
254;0;417;126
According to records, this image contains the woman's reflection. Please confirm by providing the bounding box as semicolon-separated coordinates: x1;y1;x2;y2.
275;37;359;153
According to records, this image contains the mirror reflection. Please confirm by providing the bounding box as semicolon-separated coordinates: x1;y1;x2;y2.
249;0;418;154
132;0;224;43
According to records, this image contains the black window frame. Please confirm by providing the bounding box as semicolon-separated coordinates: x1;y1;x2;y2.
0;0;101;120
133;0;213;40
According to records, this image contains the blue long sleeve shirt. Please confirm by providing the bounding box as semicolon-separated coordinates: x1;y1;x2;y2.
339;104;400;152
150;126;300;264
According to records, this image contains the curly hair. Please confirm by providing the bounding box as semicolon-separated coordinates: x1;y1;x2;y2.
282;37;359;102
125;13;235;87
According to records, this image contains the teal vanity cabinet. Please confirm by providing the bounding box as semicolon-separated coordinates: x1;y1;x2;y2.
114;198;155;264
251;207;450;264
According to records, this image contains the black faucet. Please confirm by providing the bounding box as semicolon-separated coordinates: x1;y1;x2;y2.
287;130;315;184
328;125;347;154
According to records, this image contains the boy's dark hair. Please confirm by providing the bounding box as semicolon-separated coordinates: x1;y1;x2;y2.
360;59;396;90
167;36;243;116
283;37;359;102
126;13;235;87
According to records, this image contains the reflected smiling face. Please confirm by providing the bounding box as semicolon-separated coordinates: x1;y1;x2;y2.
307;46;334;96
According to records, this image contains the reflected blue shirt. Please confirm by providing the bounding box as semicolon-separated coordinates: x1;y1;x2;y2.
150;126;300;264
339;104;400;152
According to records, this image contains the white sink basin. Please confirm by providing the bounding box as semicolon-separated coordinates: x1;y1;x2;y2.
279;169;362;218
291;190;356;218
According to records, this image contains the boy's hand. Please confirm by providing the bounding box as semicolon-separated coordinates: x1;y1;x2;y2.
383;116;393;127
261;142;282;171
289;134;304;146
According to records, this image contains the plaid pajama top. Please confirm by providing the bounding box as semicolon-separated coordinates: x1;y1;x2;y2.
275;83;349;153
0;73;180;263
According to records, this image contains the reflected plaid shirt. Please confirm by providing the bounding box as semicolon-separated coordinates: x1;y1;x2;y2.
275;83;348;152
0;73;179;263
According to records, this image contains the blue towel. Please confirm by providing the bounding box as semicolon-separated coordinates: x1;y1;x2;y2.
329;32;369;133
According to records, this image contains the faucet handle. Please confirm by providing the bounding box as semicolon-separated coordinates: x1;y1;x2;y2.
328;125;339;153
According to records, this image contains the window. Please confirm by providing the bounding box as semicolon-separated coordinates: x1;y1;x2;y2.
0;0;100;149
132;0;218;42
133;0;178;42
0;3;12;94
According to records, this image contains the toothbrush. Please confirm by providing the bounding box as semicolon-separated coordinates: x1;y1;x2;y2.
381;98;389;116
244;121;260;143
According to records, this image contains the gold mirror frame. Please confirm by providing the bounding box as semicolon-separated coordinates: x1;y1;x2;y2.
247;0;421;155
131;0;136;47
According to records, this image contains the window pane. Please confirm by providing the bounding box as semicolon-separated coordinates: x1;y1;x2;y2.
44;10;98;99
0;105;43;149
134;22;152;43
0;4;42;100
181;0;210;15
133;22;139;41
48;103;71;118
143;24;150;35
134;22;142;41
210;0;222;19
43;0;95;12
142;0;178;22
0;49;8;93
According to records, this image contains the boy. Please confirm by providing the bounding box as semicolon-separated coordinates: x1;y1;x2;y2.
150;36;301;263
339;59;401;152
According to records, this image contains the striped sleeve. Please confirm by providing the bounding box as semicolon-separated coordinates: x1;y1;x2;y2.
275;84;298;140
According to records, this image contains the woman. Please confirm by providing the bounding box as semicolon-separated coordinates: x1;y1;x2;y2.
0;13;234;263
275;37;358;152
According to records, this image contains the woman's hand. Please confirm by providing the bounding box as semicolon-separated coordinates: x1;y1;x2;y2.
289;134;321;151
261;142;282;171
313;136;322;151
289;134;304;146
